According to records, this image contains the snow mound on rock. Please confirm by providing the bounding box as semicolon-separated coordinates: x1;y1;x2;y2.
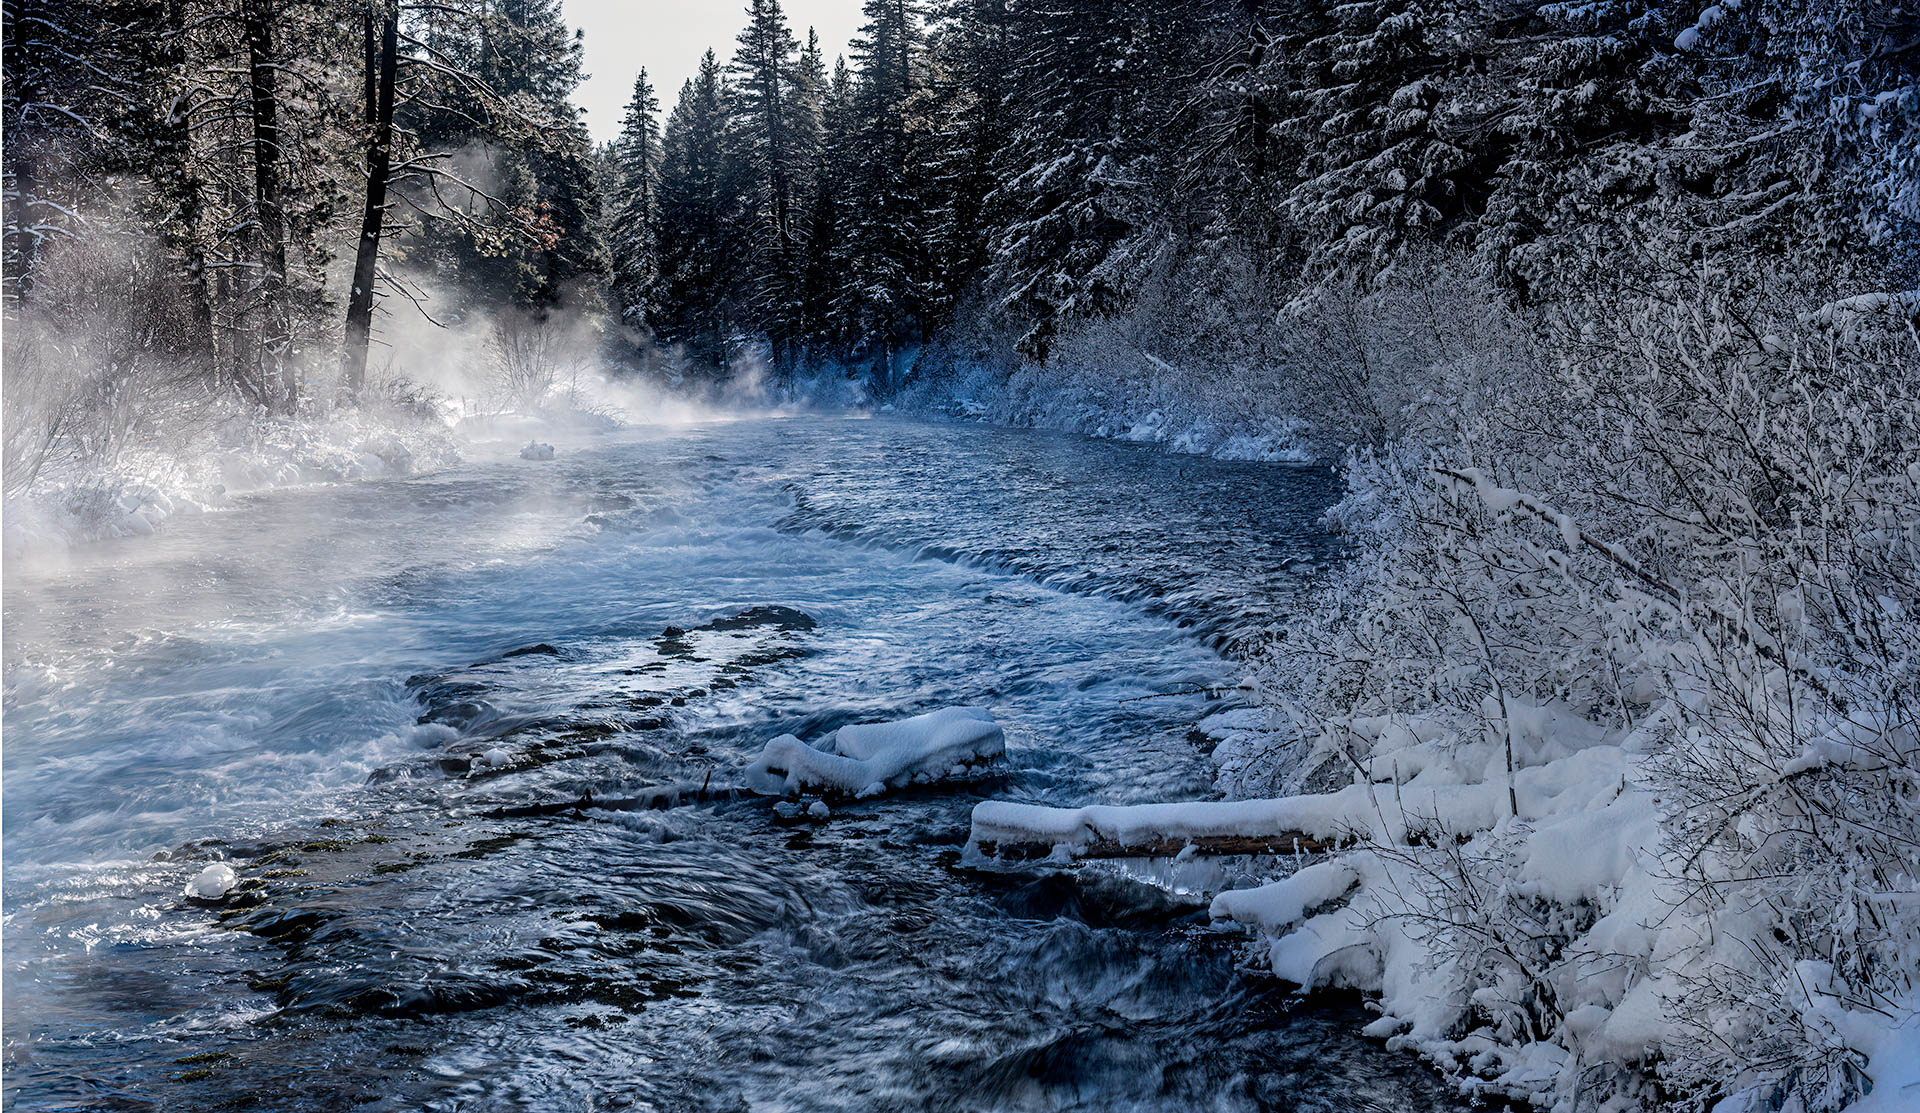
184;863;237;901
743;706;1005;797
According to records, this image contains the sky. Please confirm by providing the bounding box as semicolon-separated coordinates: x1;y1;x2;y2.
567;0;867;144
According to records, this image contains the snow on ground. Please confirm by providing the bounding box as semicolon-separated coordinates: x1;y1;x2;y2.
972;690;1913;1111
743;706;1006;797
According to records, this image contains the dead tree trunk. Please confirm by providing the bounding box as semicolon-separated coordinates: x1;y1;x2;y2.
341;1;398;398
242;0;295;409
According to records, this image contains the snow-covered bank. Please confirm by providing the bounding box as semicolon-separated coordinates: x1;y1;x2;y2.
1235;290;1920;1112
964;281;1920;1113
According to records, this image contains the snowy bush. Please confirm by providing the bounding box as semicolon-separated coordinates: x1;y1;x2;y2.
1233;258;1920;1111
2;234;227;496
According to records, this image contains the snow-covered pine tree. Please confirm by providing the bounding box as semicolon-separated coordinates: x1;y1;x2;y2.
395;0;608;318
608;71;663;337
653;52;748;371
919;0;1015;327
729;0;819;370
983;0;1159;359
474;0;608;310
785;30;830;360
1673;0;1918;289
836;0;932;383
1274;0;1479;285
799;55;856;357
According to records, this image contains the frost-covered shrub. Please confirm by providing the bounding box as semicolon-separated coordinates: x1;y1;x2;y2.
1242;258;1920;1111
1277;259;1536;452
2;235;226;494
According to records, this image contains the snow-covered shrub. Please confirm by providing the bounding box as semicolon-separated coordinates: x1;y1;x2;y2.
1236;258;1920;1110
1277;260;1536;452
2;234;226;494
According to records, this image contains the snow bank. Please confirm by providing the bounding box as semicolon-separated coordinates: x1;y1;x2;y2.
1196;295;1920;1113
742;707;1005;797
973;691;1910;1108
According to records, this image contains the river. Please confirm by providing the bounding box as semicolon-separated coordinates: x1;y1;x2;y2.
2;416;1465;1112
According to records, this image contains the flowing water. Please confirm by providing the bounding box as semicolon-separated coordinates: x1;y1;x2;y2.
2;416;1463;1112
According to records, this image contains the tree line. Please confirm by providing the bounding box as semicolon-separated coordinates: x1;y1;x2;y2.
4;0;1912;411
607;0;1914;390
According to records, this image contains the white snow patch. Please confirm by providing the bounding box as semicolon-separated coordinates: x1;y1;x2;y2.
743;707;1006;797
184;863;238;901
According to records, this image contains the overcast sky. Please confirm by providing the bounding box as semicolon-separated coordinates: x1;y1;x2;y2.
568;0;867;144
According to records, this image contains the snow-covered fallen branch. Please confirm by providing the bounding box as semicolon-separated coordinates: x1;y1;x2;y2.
970;798;1347;860
967;775;1541;861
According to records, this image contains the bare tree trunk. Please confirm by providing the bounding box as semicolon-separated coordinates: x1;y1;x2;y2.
341;1;398;398
243;0;295;409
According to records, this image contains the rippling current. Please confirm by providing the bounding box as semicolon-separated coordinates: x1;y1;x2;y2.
2;417;1463;1112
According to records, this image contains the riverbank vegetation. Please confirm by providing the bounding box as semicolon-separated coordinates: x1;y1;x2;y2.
6;0;1918;1108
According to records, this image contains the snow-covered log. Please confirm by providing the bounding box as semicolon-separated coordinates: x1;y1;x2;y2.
968;798;1350;860
968;776;1533;861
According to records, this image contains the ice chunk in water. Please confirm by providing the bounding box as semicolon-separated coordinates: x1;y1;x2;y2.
743;707;1005;797
520;441;555;461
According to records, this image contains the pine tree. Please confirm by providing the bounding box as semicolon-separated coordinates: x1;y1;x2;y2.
400;0;609;316
608;71;663;335
799;55;855;356
984;0;1155;359
837;0;929;382
654;52;745;370
729;0;814;367
787;31;830;357
920;0;1015;325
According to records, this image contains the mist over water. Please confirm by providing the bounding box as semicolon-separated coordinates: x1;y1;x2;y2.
3;417;1461;1111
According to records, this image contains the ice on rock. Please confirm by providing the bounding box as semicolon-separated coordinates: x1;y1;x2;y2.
520;441;555;461
743;707;1005;797
184;862;237;901
470;748;510;774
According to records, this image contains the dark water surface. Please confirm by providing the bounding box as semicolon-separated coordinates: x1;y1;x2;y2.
3;417;1462;1112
